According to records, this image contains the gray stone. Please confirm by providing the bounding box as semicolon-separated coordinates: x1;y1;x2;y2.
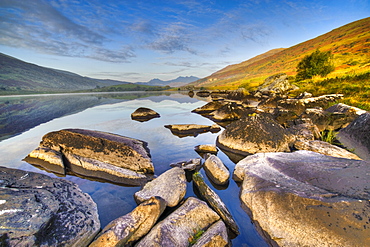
0;166;100;247
257;73;296;95
203;154;230;185
293;140;361;160
25;129;153;186
287;119;321;141
89;196;166;247
338;112;370;161
192;220;229;247
233;151;370;247
193;172;239;235
170;158;202;171
134;167;187;207
135;197;220;247
217;114;291;156
131;107;160;121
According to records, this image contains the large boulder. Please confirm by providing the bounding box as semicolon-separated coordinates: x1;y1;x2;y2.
135;197;221;247
257;73;297;95
134;167;187;207
233;151;370;247
25;129;154;186
0;166;100;247
338;112;370;161
131;107;160;122
208;102;256;122
216;114;292;156
89;196;166;247
293;140;361;160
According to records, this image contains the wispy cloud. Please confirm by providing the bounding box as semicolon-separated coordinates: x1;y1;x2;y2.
0;0;134;62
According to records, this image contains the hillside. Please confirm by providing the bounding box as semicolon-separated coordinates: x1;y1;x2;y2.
0;53;127;94
189;17;370;90
137;76;199;87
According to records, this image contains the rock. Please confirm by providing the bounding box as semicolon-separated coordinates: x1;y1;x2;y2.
226;88;249;101
194;144;218;155
135;197;220;247
325;103;366;116
196;90;211;97
134;167;187;207
338;112;370;161
287;118;321;141
89;196;166;247
324;103;367;129
192;220;229;247
0;166;100;247
233;151;370;247
170;158;202;171
293;140;361;160
192;101;226;114
25;129;154;186
208;102;255;122
203;154;230;185
188;90;195;97
165;124;221;137
216;114;291;156
257;73;297;95
193;172;239;235
273;107;299;127
131;107;160;122
295;91;312;99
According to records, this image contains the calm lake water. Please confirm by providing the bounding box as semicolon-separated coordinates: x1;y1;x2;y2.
0;92;268;246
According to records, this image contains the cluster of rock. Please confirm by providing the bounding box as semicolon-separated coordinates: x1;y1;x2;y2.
192;73;370;246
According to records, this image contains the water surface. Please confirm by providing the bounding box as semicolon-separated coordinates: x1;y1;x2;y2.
0;92;268;246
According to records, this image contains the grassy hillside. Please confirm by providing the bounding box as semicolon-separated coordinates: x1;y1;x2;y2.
188;17;370;110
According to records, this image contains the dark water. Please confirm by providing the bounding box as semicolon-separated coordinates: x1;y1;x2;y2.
0;92;268;246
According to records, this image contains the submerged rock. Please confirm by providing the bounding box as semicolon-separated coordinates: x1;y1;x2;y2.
89;196;166;247
193;172;239;235
131;107;160;122
217;114;291;156
25;129;154;186
134;167;187;207
135;197;221;247
233;151;370;247
0;166;100;247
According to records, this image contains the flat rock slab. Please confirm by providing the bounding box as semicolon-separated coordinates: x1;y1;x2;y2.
90;196;166;247
131;107;160;122
293;139;361;160
165;124;221;137
0;166;100;247
233;151;370;246
217;114;291;156
134;167;187;207
135;197;220;247
25;129;154;186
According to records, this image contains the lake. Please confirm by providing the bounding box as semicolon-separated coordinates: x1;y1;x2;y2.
0;92;268;246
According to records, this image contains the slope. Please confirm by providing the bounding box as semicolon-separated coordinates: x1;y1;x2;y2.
190;17;370;90
0;53;125;93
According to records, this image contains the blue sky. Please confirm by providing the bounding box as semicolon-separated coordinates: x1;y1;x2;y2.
0;0;369;82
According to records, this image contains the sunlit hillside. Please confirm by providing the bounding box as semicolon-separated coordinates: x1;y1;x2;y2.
190;17;370;91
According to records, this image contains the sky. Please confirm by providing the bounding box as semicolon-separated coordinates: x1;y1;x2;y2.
0;0;369;82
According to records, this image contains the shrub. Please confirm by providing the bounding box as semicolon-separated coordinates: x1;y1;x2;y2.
296;50;335;81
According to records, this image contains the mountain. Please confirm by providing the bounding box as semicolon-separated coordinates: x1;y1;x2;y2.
189;17;370;90
0;53;129;93
137;76;199;87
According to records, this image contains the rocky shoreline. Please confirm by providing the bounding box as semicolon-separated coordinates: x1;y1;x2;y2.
2;74;370;246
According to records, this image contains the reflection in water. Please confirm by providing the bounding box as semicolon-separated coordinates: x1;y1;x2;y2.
0;92;268;247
